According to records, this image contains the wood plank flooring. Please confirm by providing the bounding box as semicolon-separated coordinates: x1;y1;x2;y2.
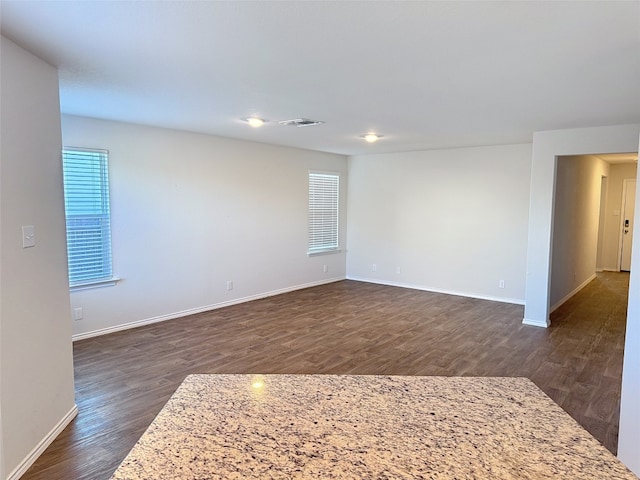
21;272;629;480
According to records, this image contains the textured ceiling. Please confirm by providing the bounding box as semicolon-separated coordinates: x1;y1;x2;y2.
1;1;639;155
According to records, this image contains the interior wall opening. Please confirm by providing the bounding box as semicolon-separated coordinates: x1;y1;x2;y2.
550;153;637;314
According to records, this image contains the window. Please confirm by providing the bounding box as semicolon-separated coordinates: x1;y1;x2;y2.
62;148;114;288
308;171;339;254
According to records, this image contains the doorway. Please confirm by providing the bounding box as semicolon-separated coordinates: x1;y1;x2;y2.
550;153;637;312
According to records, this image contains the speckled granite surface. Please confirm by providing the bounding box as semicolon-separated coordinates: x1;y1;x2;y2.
110;374;637;479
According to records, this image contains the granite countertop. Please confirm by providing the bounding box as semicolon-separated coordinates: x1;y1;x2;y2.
110;374;637;479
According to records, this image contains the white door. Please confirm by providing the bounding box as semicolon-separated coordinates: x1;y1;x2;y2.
620;179;636;271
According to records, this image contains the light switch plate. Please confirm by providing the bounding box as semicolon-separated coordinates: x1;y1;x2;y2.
22;225;35;248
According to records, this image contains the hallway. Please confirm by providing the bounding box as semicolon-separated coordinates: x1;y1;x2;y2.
544;271;629;453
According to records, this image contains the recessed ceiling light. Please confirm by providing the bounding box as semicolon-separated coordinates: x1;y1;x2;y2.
361;133;383;143
242;117;267;128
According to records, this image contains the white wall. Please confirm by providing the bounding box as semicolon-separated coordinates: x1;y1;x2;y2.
0;36;76;479
523;124;640;327
550;155;609;309
618;134;640;476
346;144;531;303
0;412;3;480
61;115;348;338
601;163;638;271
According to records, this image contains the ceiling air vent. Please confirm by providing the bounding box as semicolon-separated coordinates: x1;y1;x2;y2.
277;118;325;127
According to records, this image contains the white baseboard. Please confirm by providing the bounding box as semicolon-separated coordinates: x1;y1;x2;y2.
7;405;78;480
522;317;550;328
549;273;597;314
72;277;345;341
345;276;525;305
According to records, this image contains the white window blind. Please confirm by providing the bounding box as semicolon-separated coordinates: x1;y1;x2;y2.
62;148;113;286
308;172;339;254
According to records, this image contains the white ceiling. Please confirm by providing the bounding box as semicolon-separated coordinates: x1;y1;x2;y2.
1;1;639;156
594;152;638;165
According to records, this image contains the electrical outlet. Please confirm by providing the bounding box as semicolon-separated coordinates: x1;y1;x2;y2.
396;267;401;274
372;264;377;272
73;307;83;320
323;264;328;273
499;280;505;289
227;281;233;291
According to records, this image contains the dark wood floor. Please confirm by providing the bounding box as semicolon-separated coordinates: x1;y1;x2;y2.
22;272;629;480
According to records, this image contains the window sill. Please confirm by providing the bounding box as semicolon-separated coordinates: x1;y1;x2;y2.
70;276;121;292
308;249;342;257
